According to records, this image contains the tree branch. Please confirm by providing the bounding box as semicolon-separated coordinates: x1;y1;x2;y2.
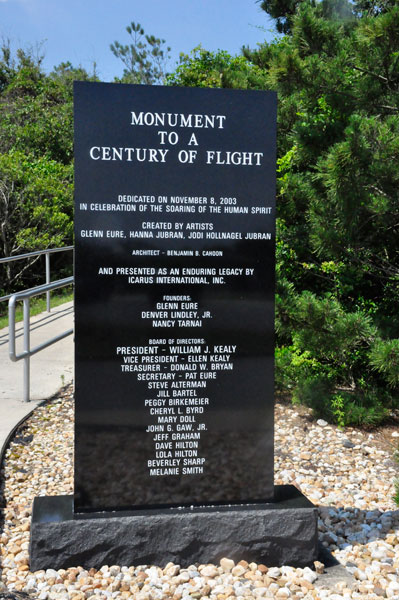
350;64;389;84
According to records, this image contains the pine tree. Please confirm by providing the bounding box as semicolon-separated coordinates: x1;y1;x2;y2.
110;22;171;85
219;0;398;423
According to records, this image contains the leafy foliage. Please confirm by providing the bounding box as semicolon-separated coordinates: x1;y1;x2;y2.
171;1;399;425
394;479;399;506
0;20;171;300
0;44;95;297
369;339;399;388
167;46;268;89
257;0;307;34
252;0;399;424
2;8;399;428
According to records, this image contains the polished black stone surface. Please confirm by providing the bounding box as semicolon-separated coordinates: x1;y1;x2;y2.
33;486;314;522
74;82;277;512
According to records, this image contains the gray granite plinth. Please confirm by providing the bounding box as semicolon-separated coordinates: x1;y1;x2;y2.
30;486;318;571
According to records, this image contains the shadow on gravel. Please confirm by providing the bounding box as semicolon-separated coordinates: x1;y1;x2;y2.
315;546;355;589
319;505;399;547
0;593;32;600
0;416;55;594
315;504;399;588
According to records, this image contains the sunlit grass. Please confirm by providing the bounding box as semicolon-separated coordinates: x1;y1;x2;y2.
0;287;73;330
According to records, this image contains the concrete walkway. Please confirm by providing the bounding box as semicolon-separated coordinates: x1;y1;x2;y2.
0;301;74;452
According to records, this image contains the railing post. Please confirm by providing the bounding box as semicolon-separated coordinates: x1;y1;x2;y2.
45;252;51;312
8;276;74;403
8;295;16;361
23;297;30;402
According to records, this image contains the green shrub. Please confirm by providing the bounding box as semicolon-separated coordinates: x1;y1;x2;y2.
292;376;391;427
275;288;399;426
394;481;399;506
369;339;399;388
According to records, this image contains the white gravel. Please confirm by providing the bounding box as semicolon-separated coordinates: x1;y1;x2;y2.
0;385;398;599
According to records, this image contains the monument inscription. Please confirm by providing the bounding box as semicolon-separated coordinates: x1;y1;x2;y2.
30;82;319;570
74;81;277;512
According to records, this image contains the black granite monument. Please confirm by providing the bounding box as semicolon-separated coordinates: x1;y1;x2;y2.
30;82;318;569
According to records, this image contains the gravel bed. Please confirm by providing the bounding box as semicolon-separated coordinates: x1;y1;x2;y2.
0;385;399;599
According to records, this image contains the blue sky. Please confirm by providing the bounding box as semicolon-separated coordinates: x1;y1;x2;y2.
0;0;276;82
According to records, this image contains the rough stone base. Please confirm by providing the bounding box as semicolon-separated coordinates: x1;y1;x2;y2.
30;485;318;571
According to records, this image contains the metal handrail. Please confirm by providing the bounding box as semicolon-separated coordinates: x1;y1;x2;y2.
0;246;74;308
8;276;74;402
0;246;74;264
